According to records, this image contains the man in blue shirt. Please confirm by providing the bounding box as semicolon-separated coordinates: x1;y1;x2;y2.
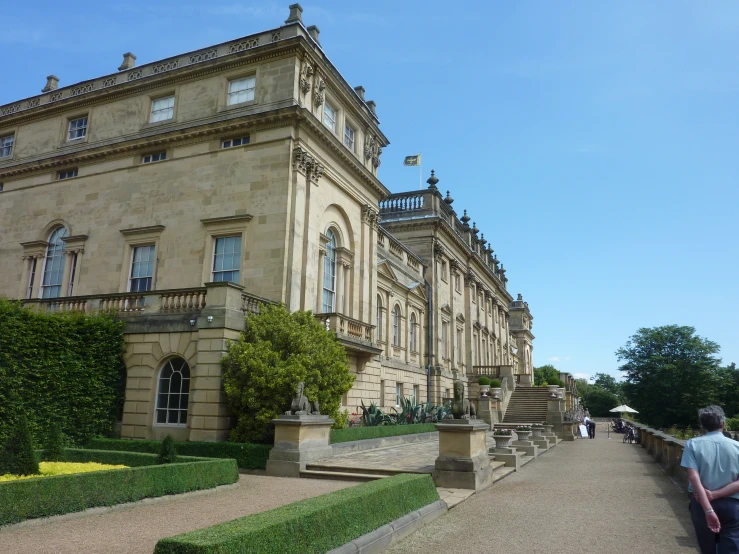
680;405;739;554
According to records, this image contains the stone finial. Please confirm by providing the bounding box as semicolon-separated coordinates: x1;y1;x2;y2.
444;190;454;204
426;169;439;191
472;221;479;235
307;25;320;44
285;3;303;24
479;233;487;246
118;52;137;71
517;293;523;301
367;100;376;114
41;75;59;93
354;85;365;101
460;209;470;228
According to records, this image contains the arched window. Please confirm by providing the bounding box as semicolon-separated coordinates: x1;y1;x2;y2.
322;230;337;312
376;294;383;337
155;357;191;425
392;305;400;346
41;227;68;298
409;312;417;352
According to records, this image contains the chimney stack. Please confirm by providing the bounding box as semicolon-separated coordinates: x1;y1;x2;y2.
285;3;303;24
354;86;365;101
306;25;321;45
118;52;137;71
367;100;376;115
42;75;59;93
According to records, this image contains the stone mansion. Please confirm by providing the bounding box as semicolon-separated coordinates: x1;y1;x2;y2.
0;5;534;441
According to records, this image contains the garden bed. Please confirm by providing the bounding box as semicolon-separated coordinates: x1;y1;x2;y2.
0;449;238;526
154;473;439;554
0;461;126;482
329;423;437;444
86;438;271;470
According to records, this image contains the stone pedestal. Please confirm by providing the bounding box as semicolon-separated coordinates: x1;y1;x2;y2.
266;415;334;477
476;397;499;426
512;440;539;458
562;422;576;441
531;426;544;438
532;437;550;451
433;420;493;491
488;446;522;471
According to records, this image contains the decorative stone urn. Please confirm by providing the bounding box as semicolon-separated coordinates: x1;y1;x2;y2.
547;385;559;397
531;425;544;438
479;385;490;397
493;434;513;448
516;429;532;441
557;387;565;400
489;387;502;399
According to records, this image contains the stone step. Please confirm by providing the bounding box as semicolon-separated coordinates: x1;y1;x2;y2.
491;465;516;482
520;455;535;466
300;469;385;482
305;463;405;477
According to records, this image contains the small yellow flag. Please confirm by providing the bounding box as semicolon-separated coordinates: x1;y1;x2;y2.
403;155;421;166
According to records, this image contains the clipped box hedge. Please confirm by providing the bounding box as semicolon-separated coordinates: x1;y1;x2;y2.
86;438;271;470
0;449;238;526
155;473;439;554
330;423;437;444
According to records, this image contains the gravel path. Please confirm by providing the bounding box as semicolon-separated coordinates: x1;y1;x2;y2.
0;474;356;554
388;433;700;554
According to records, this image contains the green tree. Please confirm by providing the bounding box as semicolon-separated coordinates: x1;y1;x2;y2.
222;305;354;443
582;388;621;417
534;365;560;386
592;373;624;398
43;422;65;462
0;414;39;476
616;325;721;428
714;362;739;418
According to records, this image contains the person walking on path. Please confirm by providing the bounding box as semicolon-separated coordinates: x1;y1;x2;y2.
583;415;595;439
681;405;739;554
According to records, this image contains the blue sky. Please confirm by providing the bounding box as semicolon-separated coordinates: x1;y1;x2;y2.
3;1;738;380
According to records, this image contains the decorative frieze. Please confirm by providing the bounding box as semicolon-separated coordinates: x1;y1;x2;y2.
0;104;21;116
152;60;179;74
229;38;259;54
189;49;218;64
70;83;94;97
127;70;142;81
102;77;117;88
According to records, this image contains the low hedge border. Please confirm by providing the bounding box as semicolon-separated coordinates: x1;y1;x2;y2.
330;423;437;444
86;438;271;470
0;449;238;526
154;473;439;554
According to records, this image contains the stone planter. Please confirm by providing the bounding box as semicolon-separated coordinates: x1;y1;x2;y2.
516;430;532;441
557;387;565;400
493;434;513;448
547;385;559;396
543;424;554;435
489;387;502;399
531;426;544;438
479;385;490;397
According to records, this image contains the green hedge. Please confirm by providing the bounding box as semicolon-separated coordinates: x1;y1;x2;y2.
155;473;439;554
0;299;126;446
0;449;238;526
86;438;272;470
330;423;437;444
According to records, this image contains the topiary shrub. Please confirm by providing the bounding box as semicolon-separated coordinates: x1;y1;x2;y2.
156;435;178;464
222;305;354;443
43;422;65;462
0;414;39;476
478;376;491;386
489;379;502;388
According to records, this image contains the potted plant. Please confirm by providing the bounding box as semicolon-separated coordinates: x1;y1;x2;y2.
489;379;502;399
478;376;491;397
492;428;513;448
531;423;544;438
547;378;560;396
516;425;532;441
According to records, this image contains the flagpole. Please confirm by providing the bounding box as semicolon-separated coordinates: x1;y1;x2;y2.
419;152;422;190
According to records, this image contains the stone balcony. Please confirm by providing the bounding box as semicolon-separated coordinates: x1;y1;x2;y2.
314;312;382;362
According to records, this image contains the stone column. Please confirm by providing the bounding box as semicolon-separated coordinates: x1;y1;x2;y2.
433;419;493;491
266;414;334;477
188;281;246;442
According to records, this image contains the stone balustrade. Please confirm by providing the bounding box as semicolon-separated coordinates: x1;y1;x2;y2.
241;291;274;314
316;312;374;344
25;288;211;315
628;421;689;490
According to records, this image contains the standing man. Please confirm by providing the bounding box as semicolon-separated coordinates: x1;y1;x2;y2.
681;405;739;554
583;414;595;439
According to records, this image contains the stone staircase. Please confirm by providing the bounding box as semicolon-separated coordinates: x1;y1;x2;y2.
301;460;514;483
502;387;550;424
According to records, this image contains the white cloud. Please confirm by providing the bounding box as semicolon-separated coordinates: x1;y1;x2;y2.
547;356;571;363
573;373;591;380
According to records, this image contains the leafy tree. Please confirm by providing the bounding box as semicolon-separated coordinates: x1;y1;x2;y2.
0;414;39;476
156;435;178;464
617;325;721;428
582;388;621;417
222;305;354;443
714;363;739;418
534;365;560;386
43;422;65;462
592;373;624;397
